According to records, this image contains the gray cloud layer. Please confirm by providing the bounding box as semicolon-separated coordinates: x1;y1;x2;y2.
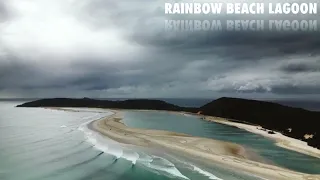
0;0;320;99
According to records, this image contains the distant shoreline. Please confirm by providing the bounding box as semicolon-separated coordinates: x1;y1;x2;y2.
84;109;319;180
16;97;320;150
202;115;320;159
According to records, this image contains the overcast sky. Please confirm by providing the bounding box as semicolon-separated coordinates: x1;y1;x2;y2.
0;0;320;99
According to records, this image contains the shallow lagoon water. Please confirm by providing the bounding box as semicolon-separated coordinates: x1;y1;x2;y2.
0;101;264;180
123;111;320;174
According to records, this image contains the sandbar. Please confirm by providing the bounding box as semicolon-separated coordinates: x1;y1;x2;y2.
89;110;320;180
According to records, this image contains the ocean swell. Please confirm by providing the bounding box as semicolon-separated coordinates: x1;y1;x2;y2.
78;114;190;180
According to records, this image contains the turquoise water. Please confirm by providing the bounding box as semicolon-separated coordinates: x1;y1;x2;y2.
0;101;263;180
123;111;320;174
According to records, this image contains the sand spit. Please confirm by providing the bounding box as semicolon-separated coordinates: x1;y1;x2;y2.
89;110;319;180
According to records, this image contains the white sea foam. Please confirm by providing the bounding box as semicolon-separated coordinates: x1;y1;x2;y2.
80;123;124;159
166;154;224;180
78;111;190;180
151;156;175;167
106;144;124;159
148;165;190;179
122;150;140;164
140;155;189;180
190;164;223;180
147;161;190;179
182;113;192;117
136;152;153;163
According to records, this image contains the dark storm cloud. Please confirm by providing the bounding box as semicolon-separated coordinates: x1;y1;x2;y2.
0;1;10;22
280;61;320;73
1;0;320;98
0;56;112;91
0;62;62;90
0;62;123;91
73;0;320;62
272;85;320;94
0;54;186;93
131;29;320;61
93;1;320;62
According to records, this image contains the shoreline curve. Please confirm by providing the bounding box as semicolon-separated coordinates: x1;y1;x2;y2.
87;109;320;180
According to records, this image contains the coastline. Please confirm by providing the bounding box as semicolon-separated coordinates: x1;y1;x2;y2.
19;97;320;154
52;107;320;158
203;115;320;159
88;110;319;180
121;109;320;159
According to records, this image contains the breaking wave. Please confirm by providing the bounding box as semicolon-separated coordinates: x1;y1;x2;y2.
166;154;224;180
146;156;190;180
78;117;190;179
190;164;223;180
77;109;224;180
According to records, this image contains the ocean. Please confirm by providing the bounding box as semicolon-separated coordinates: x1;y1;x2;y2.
0;101;262;180
0;100;319;180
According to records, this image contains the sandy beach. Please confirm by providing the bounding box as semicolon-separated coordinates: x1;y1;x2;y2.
88;110;320;180
203;116;320;159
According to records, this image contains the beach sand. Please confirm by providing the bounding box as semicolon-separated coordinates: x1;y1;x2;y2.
89;110;320;180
